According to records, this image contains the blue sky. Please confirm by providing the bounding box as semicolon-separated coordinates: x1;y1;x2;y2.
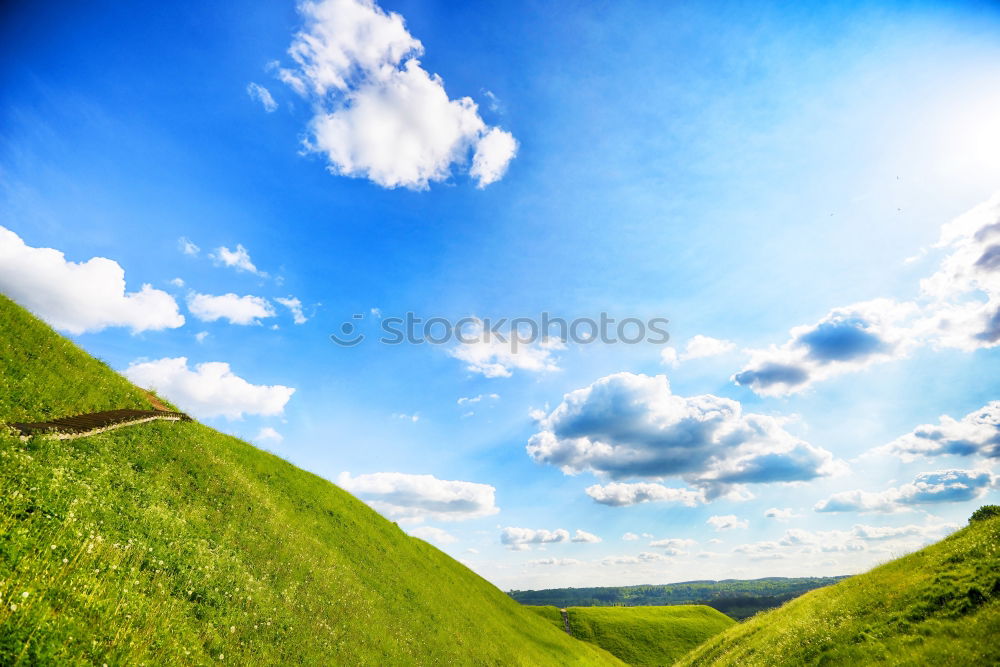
3;0;1000;589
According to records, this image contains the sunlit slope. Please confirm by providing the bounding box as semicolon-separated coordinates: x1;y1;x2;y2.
0;296;619;665
528;605;735;666
678;513;1000;666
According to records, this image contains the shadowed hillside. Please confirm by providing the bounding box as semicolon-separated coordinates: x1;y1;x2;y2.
0;295;618;665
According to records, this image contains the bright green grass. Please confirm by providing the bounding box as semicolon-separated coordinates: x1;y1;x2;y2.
677;515;1000;666
0;295;154;422
528;605;735;666
0;296;619;665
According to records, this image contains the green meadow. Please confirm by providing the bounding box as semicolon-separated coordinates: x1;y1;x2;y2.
529;605;735;666
0;295;617;664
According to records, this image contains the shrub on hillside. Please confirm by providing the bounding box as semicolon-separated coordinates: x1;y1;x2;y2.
969;505;1000;523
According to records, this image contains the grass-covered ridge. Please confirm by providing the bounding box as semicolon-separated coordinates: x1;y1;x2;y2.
529;605;735;666
0;296;618;665
678;512;1000;666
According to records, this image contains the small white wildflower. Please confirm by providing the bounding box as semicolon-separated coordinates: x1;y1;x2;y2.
21;591;29;598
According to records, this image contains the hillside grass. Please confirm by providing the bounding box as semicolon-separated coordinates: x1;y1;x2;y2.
678;515;1000;666
528;605;735;666
0;296;619;665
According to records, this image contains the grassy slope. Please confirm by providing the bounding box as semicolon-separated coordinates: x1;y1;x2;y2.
528;605;735;666
678;516;1000;666
0;296;618;665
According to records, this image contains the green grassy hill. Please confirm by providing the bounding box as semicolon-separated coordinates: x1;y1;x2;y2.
510;576;847;619
0;295;619;665
678;511;1000;666
528;605;735;666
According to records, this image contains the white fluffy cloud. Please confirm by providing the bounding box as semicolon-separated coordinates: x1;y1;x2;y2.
648;537;697;556
661;335;736;366
278;0;516;190
179;237;200;256
0;226;184;334
211;244;262;275
449;319;564;378
125;357;295;420
875;402;1000;462
733;299;919;396
275;296;308;324
500;527;571;551
734;522;956;560
734;194;1000;396
585;482;705;507
254;426;284;444
815;469;997;513
600;552;672;565
528;373;842;499
408;525;458;545
247;82;278;112
764;507;800;521
188;292;275;325
457;393;500;405
707;515;748;531
570;529;602;544
337;471;499;523
528;557;583;567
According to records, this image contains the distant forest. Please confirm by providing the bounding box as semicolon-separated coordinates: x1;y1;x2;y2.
508;576;849;620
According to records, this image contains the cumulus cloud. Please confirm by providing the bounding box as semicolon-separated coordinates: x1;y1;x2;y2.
124;357;295;419
570;529;602;544
179;237;200;256
408;525;457;545
528;373;841;499
661;335;736;366
815;469;996;513
764;507;801;521
254;426;284;444
918;194;1000;348
648;537;697;556
622;532;640;541
188;292;275;325
457;393;500;405
734;522;956;561
733;194;1000;395
500;527;570;551
528;557;583;567
277;0;516;190
211;244;263;275
449;319;564;378
0;226;184;334
707;515;748;531
275;296;308;324
733;299;919;396
337;471;499;523
601;552;671;565
876;402;1000;461
585;482;704;507
247;82;278;112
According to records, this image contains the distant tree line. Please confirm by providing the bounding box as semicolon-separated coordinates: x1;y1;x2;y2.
508;576;849;620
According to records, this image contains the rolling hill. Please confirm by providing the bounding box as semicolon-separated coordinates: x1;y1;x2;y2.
528;605;735;666
0;295;619;664
678;508;1000;665
510;576;847;619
